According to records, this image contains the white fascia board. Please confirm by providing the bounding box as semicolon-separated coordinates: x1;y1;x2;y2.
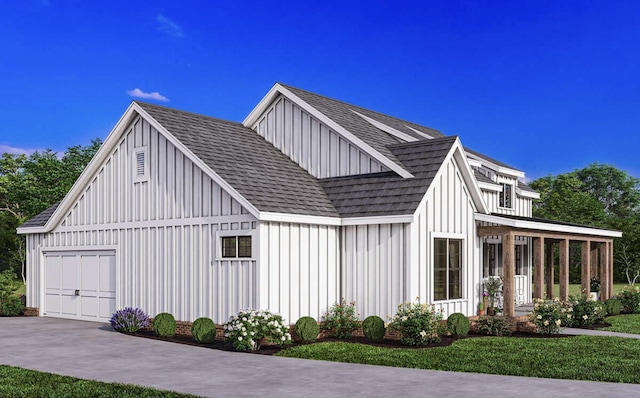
259;212;342;226
466;153;525;178
16;226;47;234
467;158;482;168
453;141;489;214
244;83;414;179
31;103;141;234
404;125;435;139
341;214;414;225
516;187;540;199
474;213;622;238
134;104;262;220
478;181;502;192
350;110;419;143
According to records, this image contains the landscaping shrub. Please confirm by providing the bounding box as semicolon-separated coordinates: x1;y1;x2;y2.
447;313;470;337
153;313;176;337
389;300;445;345
1;295;25;316
295;316;320;342
109;307;149;333
475;316;513;336
321;299;360;339
590;277;600;293
191;317;216;343
568;296;604;327
605;297;622;316
617;286;640;314
224;309;291;351
0;270;20;302
528;298;572;335
362;315;386;341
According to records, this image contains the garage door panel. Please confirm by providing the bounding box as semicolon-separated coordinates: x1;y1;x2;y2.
99;256;116;293
45;251;115;322
81;256;99;293
61;256;79;290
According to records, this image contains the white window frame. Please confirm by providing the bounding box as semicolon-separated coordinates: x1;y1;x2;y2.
133;146;148;183
215;229;256;260
432;233;466;302
498;182;514;209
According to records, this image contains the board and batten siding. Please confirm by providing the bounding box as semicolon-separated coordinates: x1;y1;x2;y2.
26;115;259;324
341;223;410;320
251;95;388;178
481;175;532;217
258;222;340;323
411;157;480;318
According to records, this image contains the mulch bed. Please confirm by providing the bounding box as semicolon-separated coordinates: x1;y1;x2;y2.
130;329;576;356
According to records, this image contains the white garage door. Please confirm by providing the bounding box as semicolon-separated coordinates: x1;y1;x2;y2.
44;251;116;322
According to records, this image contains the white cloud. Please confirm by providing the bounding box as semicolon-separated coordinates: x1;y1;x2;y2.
156;14;184;38
126;88;169;102
0;144;41;156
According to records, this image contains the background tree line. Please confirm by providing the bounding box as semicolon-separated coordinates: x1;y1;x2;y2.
531;163;640;284
0;139;102;280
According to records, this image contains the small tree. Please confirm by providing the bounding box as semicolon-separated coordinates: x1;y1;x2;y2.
617;242;640;285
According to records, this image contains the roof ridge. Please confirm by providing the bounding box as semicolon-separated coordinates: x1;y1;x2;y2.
278;83;443;135
387;135;457;150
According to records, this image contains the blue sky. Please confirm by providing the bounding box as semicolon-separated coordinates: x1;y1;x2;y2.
1;1;639;181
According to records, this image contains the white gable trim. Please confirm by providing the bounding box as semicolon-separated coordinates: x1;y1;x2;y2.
243;84;414;179
415;138;489;217
516;186;540;199
351;110;419;143
478;181;502;192
342;214;413;225
23;103;262;233
259;212;341;226
404;125;435;139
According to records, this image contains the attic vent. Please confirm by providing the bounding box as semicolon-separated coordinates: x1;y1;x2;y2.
133;147;148;182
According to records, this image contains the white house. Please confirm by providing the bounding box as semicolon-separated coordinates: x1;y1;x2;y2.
17;83;622;324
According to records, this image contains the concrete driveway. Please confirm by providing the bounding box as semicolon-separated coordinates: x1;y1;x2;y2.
1;317;639;397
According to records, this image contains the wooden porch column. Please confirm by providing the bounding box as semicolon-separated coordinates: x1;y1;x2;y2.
609;241;614;299
503;232;515;317
533;237;544;299
590;243;598;282
545;241;555;299
600;242;610;300
581;240;591;299
559;239;569;301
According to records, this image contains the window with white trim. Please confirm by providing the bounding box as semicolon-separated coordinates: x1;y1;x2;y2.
221;236;252;258
434;238;463;300
499;183;513;208
133;147;148;182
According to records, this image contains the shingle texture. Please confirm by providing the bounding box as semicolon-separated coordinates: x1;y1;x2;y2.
320;137;457;217
19;202;60;228
137;102;339;217
281;84;444;172
517;181;537;193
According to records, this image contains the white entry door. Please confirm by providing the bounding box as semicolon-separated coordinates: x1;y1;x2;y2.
44;251;116;322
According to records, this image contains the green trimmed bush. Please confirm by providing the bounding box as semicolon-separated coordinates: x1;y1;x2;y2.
447;313;470;336
475;316;513;336
1;295;26;317
605;298;622;316
153;313;176;337
362;315;386;341
617;287;640;314
191;317;216;343
295;316;320;342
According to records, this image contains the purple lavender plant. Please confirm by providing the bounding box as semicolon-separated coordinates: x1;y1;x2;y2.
109;307;149;333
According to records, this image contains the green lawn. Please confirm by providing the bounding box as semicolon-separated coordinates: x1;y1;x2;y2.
277;335;640;384
604;314;640;334
0;365;199;398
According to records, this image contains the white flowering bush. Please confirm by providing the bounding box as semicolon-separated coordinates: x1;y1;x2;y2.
529;298;572;334
568;295;604;327
223;309;292;351
388;299;445;345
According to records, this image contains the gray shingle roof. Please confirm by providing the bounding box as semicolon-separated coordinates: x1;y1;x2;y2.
319;137;457;217
465;147;520;171
19;202;60;228
137;102;339;217
280;84;444;172
518;181;537;193
473;170;496;185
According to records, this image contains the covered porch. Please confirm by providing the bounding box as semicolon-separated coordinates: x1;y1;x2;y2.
476;214;623;317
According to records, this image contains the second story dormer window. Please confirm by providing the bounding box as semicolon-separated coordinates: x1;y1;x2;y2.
499;183;513;209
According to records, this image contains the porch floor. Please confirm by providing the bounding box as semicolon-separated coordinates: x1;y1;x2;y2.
513;302;534;318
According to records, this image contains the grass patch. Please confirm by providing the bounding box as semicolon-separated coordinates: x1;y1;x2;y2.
277;336;640;384
604;314;640;334
0;365;199;397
